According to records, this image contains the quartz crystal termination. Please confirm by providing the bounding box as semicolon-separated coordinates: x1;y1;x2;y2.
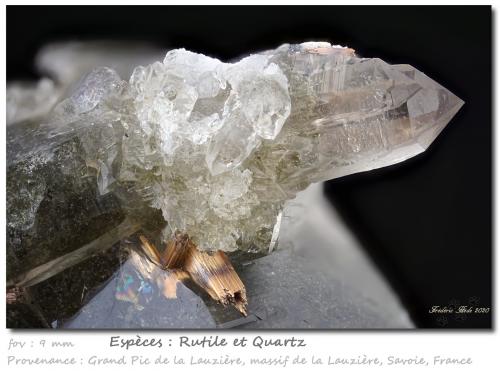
11;42;463;255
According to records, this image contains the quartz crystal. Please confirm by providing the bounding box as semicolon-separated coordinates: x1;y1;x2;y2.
7;42;463;255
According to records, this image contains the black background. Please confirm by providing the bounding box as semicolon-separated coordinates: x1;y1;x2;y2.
7;5;492;328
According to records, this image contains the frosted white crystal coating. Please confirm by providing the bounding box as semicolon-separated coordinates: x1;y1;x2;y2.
20;42;463;253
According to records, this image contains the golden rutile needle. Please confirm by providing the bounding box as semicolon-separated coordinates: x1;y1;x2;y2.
139;232;247;316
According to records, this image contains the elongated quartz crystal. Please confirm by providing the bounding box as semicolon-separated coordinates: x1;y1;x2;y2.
7;42;463;254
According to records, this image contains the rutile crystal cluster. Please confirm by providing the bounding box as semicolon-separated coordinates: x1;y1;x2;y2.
8;42;463;257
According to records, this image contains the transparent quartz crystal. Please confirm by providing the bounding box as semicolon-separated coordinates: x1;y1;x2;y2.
8;42;463;253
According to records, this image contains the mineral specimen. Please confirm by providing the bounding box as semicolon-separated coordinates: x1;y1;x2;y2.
7;41;463;258
7;41;463;327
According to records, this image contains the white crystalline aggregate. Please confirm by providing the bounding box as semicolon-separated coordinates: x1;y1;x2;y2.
129;49;290;173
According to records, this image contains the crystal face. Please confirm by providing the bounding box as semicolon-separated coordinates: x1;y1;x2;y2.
7;42;463;254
